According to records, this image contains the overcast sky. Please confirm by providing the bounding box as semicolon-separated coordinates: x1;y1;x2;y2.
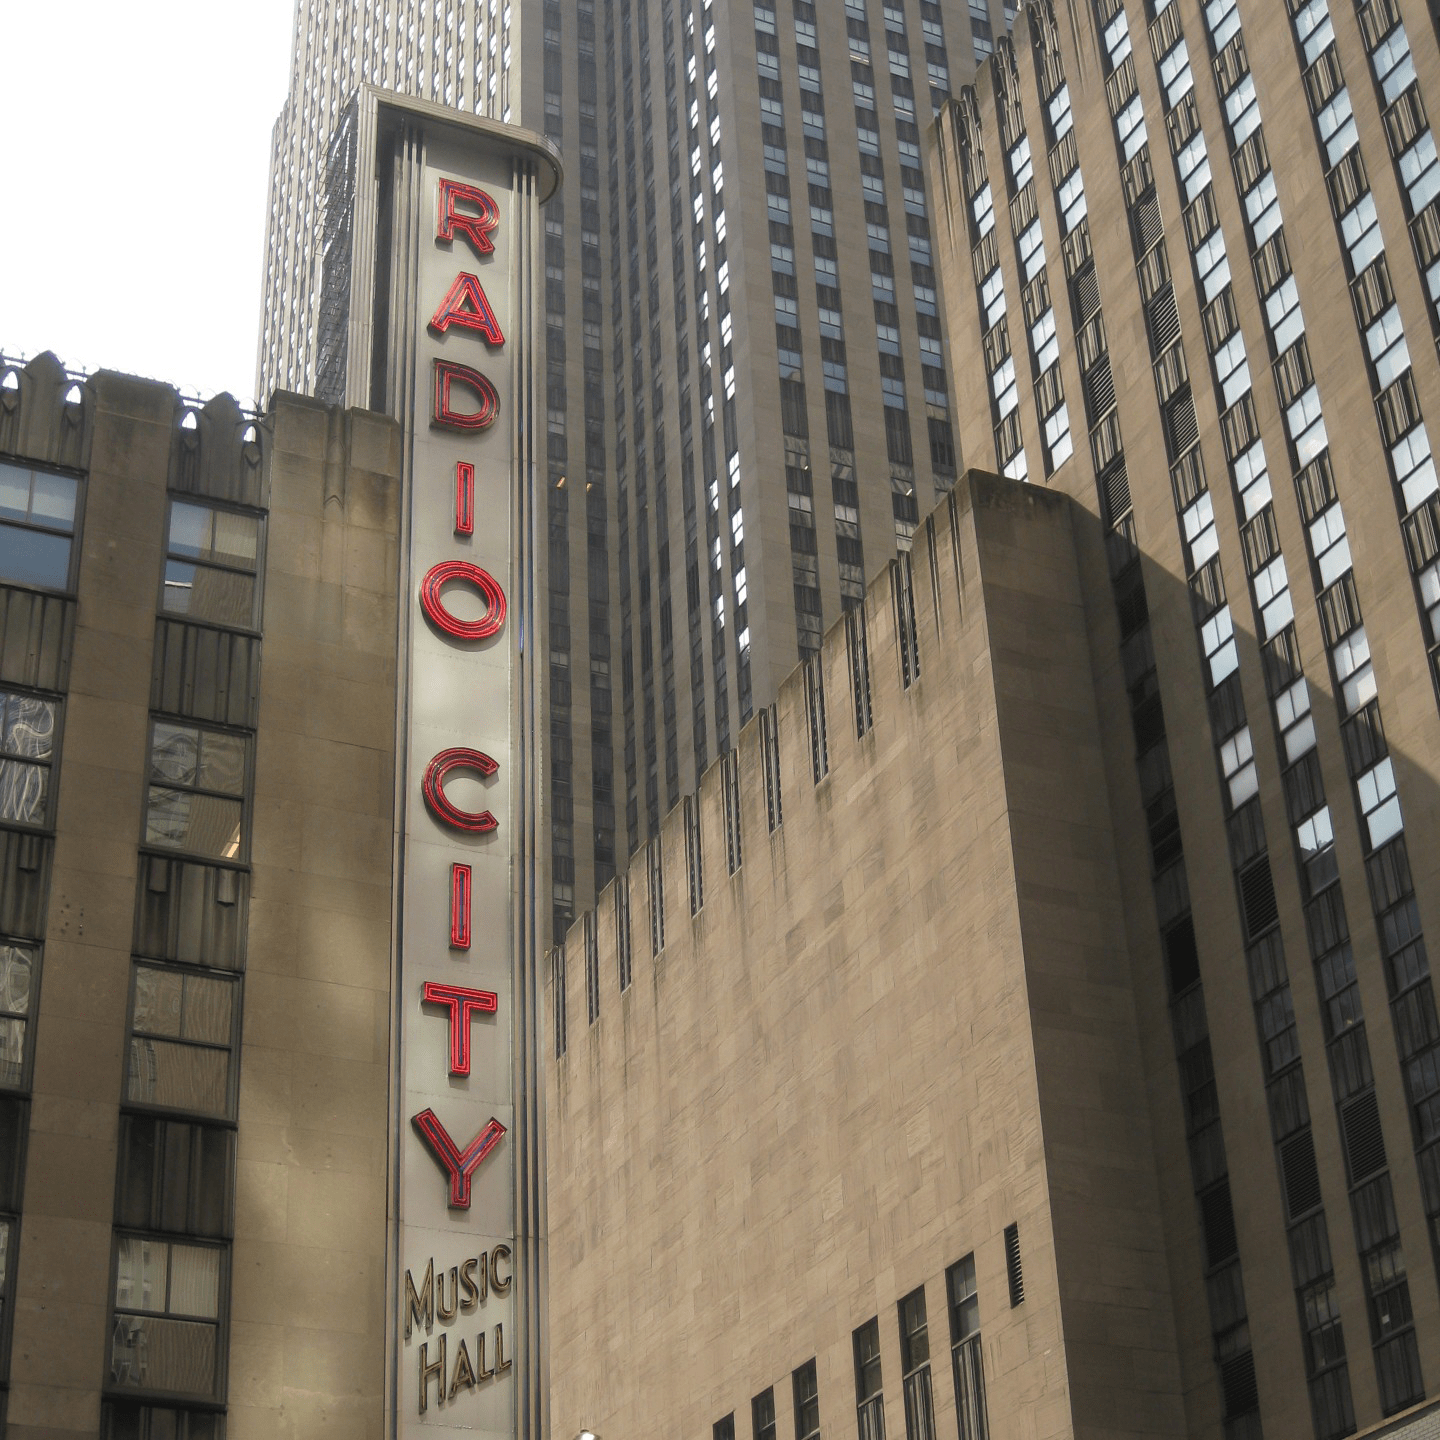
0;1;298;409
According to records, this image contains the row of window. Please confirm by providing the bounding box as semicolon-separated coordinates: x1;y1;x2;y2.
713;1250;999;1440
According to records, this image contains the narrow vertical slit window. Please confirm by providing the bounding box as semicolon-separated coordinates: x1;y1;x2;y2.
584;913;599;1025
947;1254;988;1440
846;605;873;737
899;1287;936;1440
854;1317;885;1440
1003;1223;1024;1306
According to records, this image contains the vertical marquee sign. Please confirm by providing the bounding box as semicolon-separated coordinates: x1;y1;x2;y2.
377;97;559;1440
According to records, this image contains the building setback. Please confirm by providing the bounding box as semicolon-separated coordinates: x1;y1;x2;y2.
544;4;1440;1440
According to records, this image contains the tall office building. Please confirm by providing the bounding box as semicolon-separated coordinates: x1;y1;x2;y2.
927;0;1440;1431
256;0;1025;933
539;4;1440;1440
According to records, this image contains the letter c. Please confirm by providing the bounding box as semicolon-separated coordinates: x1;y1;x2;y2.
423;748;499;833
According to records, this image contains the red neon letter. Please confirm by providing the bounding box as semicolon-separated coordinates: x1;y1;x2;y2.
412;1109;506;1208
423;748;499;833
429;273;506;345
422;981;498;1076
438;179;500;258
433;360;500;431
451;862;472;948
420;560;506;641
455;462;475;536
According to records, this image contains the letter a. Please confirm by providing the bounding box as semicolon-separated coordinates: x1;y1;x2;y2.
412;1109;507;1209
429;273;506;345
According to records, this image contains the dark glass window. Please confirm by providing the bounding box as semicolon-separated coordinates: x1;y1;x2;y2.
0;460;79;592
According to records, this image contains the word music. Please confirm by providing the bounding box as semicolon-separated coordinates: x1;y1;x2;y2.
404;172;515;1416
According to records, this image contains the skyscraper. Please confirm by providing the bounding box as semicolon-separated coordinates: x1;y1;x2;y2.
256;0;1023;934
536;6;1440;1440
928;0;1440;1430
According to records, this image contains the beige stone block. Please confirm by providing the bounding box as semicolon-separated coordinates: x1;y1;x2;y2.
235;1158;291;1245
18;1129;117;1224
5;1382;102;1439
282;1322;378;1398
300;804;391;885
26;940;128;1024
243;969;380;1063
227;1320;288;1409
283;1164;387;1254
29;1016;125;1104
43;867;135;953
343;524;395;595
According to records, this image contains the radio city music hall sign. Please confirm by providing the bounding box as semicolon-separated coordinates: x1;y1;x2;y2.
404;171;518;1420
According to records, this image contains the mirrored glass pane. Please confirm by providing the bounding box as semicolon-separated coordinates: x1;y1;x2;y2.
167;502;212;560
151;725;199;786
0;758;48;825
210;510;259;566
181;974;233;1046
133;966;184;1038
197;733;245;795
180;566;256;628
2;694;56;759
110;1314;217;1396
115;1236;169;1310
29;473;77;530
0;1017;26;1086
169;1244;220;1318
0;525;72;589
0;464;28;522
127;1038;229;1116
0;946;33;1014
146;789;243;859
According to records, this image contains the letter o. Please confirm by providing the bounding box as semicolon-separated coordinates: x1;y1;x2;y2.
420;560;506;641
423;748;499;833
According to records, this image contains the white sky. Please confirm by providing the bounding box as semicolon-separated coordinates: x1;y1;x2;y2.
0;1;298;410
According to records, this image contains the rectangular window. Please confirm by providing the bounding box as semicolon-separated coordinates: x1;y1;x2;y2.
126;964;239;1120
759;704;783;831
115;1115;235;1239
145;722;247;862
684;794;704;913
552;947;567;1059
162;501;261;630
846;607;873;738
0;460;80;592
0;942;39;1092
110;1235;226;1400
854;1318;885;1440
721;749;743;874
753;1388;776;1440
584;914;600;1025
716;1414;736;1440
947;1255;987;1440
0;690;58;830
794;1359;821;1440
615;882;632;993
899;1288;936;1440
804;656;828;782
647;839;665;955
